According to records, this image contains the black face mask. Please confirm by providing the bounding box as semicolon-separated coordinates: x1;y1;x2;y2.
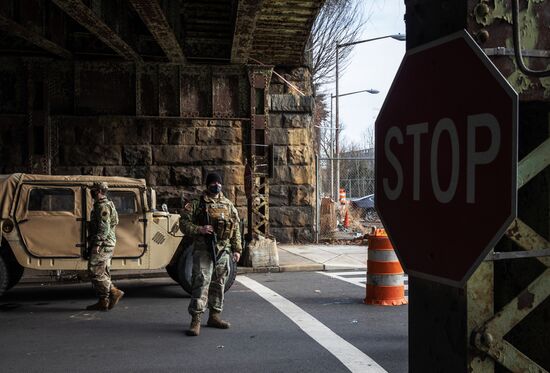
208;185;222;194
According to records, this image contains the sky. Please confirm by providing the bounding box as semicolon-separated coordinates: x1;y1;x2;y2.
328;1;406;148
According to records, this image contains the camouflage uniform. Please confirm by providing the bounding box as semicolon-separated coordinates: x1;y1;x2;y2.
180;192;242;316
88;196;119;300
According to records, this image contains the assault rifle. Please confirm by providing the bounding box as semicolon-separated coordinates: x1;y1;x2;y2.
200;197;218;265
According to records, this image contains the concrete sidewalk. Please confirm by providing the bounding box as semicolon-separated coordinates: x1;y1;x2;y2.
19;244;368;285
277;244;367;272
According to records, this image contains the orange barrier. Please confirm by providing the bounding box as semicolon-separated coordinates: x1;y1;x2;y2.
339;188;346;204
364;228;407;306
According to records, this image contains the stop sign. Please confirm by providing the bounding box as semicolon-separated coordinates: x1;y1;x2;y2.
375;31;518;287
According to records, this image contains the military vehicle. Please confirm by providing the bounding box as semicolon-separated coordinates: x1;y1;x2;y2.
0;174;236;297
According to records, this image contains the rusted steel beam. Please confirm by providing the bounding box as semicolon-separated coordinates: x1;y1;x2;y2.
250;0;324;65
0;14;72;59
128;0;185;64
480;339;547;373
518;137;550;189
51;0;142;62
473;268;550;373
467;261;495;371
231;0;266;64
506;218;550;267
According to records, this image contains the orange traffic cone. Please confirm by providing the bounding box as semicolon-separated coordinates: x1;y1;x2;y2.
343;209;350;228
364;229;407;306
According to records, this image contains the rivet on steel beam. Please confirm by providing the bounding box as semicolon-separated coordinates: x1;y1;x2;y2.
481;332;494;347
474;2;490;18
476;29;490;44
473;329;494;351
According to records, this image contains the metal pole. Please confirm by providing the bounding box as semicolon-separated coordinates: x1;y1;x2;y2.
335;45;340;202
315;154;320;243
330;95;334;200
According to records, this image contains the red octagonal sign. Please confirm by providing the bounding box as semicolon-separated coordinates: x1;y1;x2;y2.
375;31;518;287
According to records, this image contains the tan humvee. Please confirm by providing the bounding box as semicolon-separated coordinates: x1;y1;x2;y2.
0;173;236;296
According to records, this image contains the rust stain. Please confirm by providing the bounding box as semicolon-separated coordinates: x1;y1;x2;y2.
506;219;522;240
517;290;535;310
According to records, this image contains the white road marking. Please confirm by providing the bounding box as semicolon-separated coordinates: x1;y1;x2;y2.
324;271;369;276
317;271;409;298
237;275;388;373
320;271;369;288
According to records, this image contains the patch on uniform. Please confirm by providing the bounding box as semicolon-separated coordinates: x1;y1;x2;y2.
184;202;193;212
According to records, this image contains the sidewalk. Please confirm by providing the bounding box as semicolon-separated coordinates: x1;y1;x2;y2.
19;244;368;285
278;244;367;271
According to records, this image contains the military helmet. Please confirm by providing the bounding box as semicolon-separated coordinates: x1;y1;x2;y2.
91;181;109;193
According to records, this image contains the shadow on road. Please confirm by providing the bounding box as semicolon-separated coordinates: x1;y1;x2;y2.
1;280;189;313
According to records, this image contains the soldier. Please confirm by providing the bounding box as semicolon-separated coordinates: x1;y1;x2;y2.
86;181;124;311
180;172;242;337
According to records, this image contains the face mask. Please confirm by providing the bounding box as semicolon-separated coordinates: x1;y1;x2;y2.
208;184;222;194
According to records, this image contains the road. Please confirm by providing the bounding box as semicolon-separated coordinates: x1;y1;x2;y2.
0;271;408;373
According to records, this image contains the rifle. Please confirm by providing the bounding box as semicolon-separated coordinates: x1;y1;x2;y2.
200;197;218;265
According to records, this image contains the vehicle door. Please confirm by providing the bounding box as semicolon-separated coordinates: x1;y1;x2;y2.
86;188;146;258
15;184;83;257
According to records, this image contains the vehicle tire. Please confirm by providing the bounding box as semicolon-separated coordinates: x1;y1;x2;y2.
6;259;24;290
0;255;9;297
165;263;179;283
176;243;194;294
1;249;24;291
176;242;237;295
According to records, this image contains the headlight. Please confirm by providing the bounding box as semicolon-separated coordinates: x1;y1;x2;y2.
2;220;14;233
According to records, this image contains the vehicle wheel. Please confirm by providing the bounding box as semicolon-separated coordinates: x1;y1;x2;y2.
165;263;179;283
176;243;194;294
6;259;24;290
176;243;237;295
0;255;9;297
225;254;237;292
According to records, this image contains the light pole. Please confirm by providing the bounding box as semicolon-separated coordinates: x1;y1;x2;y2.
329;89;378;199
335;33;405;201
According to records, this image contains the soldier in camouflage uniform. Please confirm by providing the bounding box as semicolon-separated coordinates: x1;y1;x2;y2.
86;181;125;311
180;172;242;336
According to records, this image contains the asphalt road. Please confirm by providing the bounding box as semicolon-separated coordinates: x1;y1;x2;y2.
0;272;408;373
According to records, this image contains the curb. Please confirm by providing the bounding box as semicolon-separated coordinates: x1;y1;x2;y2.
279;264;325;272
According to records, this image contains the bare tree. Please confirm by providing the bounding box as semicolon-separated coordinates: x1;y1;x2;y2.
310;0;370;164
309;0;369;87
360;125;375;150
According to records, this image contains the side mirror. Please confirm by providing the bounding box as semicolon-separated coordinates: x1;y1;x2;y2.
161;203;168;213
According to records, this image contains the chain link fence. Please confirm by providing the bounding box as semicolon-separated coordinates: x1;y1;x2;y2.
316;156;381;241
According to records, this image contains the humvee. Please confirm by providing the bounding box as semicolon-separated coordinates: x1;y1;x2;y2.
0;173;236;297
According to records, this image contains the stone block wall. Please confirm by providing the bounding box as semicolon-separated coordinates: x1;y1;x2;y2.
267;67;317;243
0;59;318;243
49;116;247;217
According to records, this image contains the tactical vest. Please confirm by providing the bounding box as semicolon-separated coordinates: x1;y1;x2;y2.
199;197;236;241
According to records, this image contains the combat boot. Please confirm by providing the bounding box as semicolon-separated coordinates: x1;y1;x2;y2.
86;298;109;311
108;286;125;310
207;311;230;329
186;314;201;336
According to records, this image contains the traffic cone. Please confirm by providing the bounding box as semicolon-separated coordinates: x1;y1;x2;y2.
343;209;350;228
364;229;407;306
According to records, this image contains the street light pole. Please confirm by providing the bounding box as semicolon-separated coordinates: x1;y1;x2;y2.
330;93;334;199
334;33;405;202
335;45;340;201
